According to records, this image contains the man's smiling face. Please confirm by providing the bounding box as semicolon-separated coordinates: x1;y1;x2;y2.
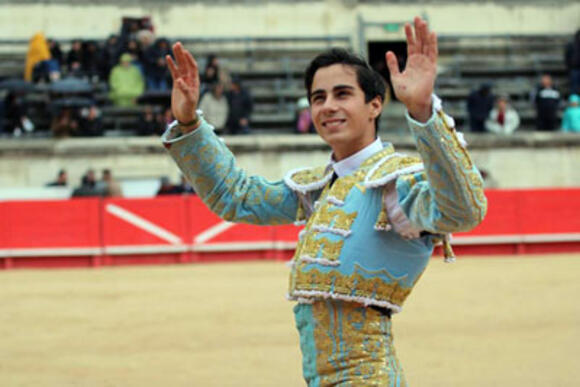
309;64;382;161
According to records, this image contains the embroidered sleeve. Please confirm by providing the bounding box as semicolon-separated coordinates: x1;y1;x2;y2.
396;99;487;234
161;116;298;225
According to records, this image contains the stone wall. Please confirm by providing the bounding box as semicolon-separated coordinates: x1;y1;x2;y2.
0;1;578;44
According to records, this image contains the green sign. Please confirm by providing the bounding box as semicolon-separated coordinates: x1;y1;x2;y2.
383;23;400;32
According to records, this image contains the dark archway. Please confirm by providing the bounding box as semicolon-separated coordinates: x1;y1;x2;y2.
367;41;407;102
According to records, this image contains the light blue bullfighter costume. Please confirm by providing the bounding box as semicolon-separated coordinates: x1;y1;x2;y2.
162;95;487;386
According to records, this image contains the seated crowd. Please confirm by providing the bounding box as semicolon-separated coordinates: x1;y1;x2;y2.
2;29;580;137
45;168;195;198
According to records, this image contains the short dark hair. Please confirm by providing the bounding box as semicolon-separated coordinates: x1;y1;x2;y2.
304;48;386;133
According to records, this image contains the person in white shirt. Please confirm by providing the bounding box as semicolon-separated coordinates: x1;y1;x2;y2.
198;82;229;132
485;94;520;135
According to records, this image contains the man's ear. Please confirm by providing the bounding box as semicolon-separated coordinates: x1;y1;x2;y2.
369;96;383;119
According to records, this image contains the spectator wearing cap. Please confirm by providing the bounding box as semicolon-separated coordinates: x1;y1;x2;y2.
561;94;580;132
109;53;145;106
485;95;520;135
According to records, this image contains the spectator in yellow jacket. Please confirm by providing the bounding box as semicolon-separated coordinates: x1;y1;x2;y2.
109;53;145;106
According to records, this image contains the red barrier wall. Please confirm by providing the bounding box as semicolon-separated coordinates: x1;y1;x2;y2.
1;188;579;269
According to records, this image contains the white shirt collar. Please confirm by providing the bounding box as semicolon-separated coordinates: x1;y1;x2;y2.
331;138;383;177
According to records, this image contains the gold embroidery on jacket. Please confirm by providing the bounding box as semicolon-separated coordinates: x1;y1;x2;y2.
367;156;422;182
293;267;414;307
310;301;405;385
289;166;330;186
299;237;344;262
311;203;358;232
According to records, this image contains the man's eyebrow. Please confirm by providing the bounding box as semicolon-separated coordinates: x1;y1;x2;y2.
310;89;326;97
333;84;355;91
311;85;355;97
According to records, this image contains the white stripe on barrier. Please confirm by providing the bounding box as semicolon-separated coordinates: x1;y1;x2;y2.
194;221;236;244
106;204;182;245
193;241;275;252
1;233;579;258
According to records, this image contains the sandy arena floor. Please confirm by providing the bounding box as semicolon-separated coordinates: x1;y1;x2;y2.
1;254;579;386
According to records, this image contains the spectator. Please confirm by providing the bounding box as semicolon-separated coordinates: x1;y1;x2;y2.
25;32;51;82
467;83;494;133
124;39;145;74
136;29;155;53
82;41;101;83
564;30;580;94
144;38;172;91
561;94;580;132
533;74;561;131
99;35;121;81
99;169;123;197
4;92;35;137
203;54;220;84
78;105;104;137
136;105;162;136
48;39;64;69
46;169;68;187
156;176;179;195
294;96;314;134
109;53;145;107
226;76;253;135
51;107;79;138
67;40;84;77
72;169;102;197
161;106;174;127
485;95;520;135
199;82;228;132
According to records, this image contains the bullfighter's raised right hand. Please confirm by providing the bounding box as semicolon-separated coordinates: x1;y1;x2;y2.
166;42;201;132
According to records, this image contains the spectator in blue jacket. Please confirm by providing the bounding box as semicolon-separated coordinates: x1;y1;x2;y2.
562;94;580;132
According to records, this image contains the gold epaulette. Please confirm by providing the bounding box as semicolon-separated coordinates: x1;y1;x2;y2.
283;166;333;195
363;154;424;189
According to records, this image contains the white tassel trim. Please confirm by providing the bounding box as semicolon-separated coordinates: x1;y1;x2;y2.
374;224;392;231
327;196;345;206
289;290;402;314
311;224;352;237
432;94;443;112
294;220;306;226
443;113;456;129
455;131;468;147
286;294;315;304
283;167;333;194
298;256;341;267
444;256;456;263
298;229;307;239
364;164;425;188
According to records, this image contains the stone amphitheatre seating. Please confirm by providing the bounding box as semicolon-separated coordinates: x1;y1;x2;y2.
0;33;571;136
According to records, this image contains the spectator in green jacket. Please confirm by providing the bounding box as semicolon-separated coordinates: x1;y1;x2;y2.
109;53;145;106
562;94;580;132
